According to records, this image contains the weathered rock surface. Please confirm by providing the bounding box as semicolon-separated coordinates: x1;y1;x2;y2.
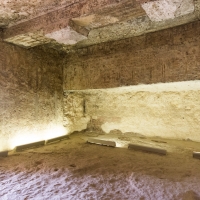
1;0;200;49
0;41;65;151
63;81;200;142
63;92;90;133
64;20;200;90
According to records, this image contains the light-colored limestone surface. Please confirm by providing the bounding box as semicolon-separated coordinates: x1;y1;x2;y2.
64;81;200;142
63;92;90;133
141;0;194;21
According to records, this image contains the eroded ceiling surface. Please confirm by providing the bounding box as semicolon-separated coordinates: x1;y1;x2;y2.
0;0;74;27
0;0;199;50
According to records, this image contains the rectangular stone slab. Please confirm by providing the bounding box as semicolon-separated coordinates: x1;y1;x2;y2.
128;143;167;155
46;135;69;144
193;151;200;159
87;138;116;147
15;141;45;152
0;151;8;157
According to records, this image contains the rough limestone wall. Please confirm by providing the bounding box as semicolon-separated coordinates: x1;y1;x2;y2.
64;20;200;90
63;91;90;133
63;21;200;140
64;82;200;142
0;40;64;151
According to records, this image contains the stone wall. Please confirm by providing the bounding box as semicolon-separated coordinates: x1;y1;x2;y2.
64;81;200;142
63;20;200;141
63;91;90;133
0;41;65;151
64;20;200;90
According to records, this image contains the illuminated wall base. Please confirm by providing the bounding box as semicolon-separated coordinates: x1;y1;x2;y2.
14;134;70;152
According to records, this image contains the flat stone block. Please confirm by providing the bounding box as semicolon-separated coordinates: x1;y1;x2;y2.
193;151;200;159
128;143;167;155
15;141;45;152
46;135;69;144
87;138;116;147
0;151;8;157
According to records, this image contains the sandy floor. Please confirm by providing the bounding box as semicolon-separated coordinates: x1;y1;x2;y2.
1;131;200;200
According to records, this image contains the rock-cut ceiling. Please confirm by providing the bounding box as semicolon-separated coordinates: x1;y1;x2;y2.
0;0;199;51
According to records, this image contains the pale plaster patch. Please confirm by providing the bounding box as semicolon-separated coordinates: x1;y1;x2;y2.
72;14;119;29
63;92;90;134
72;15;96;27
45;27;87;45
141;0;194;21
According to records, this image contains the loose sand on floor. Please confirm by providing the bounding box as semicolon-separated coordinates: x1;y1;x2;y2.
0;131;200;200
